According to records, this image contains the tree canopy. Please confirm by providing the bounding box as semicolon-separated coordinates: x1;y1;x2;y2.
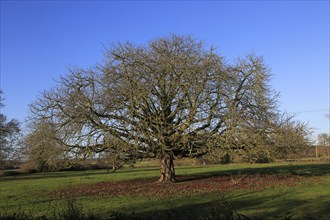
29;34;309;182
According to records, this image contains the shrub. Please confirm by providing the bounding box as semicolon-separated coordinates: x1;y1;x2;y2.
220;153;232;164
19;161;37;174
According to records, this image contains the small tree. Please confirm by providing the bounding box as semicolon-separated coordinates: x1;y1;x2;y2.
100;135;134;171
24;120;71;171
0;90;21;169
317;133;330;158
318;133;330;147
271;114;310;159
226;112;310;162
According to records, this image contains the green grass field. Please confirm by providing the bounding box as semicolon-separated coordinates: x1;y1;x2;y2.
1;162;329;219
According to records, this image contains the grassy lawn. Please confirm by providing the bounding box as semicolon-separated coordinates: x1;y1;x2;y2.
1;162;329;219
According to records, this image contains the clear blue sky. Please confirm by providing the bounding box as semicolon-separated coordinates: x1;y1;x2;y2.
1;1;329;139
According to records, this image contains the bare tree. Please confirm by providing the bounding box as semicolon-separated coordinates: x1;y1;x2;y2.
0;90;21;169
30;34;280;182
24;120;73;171
273;114;311;159
318;133;330;147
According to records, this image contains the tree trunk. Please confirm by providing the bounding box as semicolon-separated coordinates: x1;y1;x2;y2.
157;153;177;183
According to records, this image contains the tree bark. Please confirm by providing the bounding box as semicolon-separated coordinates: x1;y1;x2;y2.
157;153;177;183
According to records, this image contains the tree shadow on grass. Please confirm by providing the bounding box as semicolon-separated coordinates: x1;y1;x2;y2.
0;167;159;181
131;191;330;220
178;163;330;183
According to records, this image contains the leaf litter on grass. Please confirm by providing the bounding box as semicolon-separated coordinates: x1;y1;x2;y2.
51;173;320;199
